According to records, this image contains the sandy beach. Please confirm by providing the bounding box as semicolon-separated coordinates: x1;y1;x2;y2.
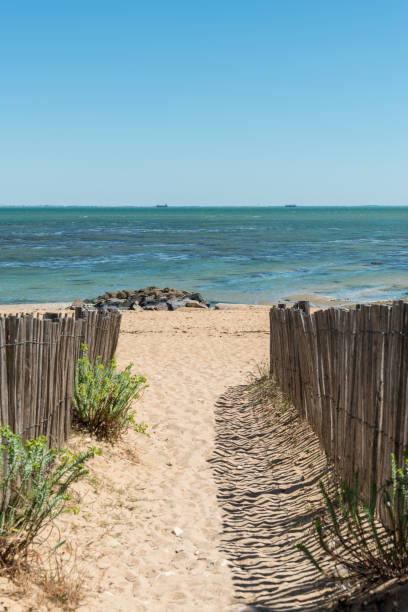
0;305;337;611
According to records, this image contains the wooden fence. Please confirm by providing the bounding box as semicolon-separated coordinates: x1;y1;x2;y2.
269;300;408;508
0;308;121;447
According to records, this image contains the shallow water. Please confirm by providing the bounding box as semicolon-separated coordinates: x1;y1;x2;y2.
0;205;407;304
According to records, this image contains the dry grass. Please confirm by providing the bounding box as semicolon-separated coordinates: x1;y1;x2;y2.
245;361;290;412
1;544;85;611
34;548;84;611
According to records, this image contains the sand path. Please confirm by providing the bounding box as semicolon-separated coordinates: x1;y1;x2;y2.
109;309;271;611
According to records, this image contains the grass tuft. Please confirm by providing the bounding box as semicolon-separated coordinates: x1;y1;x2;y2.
245;362;291;415
34;546;84;611
297;452;408;583
246;362;279;405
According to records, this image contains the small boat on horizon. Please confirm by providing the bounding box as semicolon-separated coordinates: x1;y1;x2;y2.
285;204;297;208
156;203;169;208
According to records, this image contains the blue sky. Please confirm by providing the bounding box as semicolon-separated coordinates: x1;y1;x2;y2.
0;0;407;205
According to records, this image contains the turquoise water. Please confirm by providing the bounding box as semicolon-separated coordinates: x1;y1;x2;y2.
0;206;407;305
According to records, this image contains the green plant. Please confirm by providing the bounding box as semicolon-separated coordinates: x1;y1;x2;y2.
296;453;408;582
73;344;148;441
0;426;98;568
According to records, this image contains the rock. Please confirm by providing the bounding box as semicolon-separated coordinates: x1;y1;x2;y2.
69;298;87;310
129;303;143;312
140;296;167;305
185;300;208;309
187;292;203;302
144;302;169;311
89;287;211;311
146;286;161;292
167;298;188;311
140;296;169;311
187;292;210;307
105;298;128;309
129;297;142;306
172;527;183;537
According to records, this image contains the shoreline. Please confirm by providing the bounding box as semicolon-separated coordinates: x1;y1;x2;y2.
0;292;406;315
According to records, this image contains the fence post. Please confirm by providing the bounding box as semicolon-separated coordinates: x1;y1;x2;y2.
294;300;310;315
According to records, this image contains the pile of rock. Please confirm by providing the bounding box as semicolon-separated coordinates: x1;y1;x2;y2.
74;287;211;311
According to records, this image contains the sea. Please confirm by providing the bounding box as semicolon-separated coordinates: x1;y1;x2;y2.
0;206;407;306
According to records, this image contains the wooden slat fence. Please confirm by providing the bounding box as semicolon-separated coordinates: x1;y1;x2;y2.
0;308;121;447
269;300;408;514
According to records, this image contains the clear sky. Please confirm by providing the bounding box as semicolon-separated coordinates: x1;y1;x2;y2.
0;0;407;206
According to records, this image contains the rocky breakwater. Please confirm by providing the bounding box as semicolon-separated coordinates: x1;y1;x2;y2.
79;287;210;311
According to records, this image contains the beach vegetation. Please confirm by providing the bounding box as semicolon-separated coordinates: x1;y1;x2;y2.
0;426;98;569
246;363;293;420
33;544;84;611
246;362;279;406
73;344;148;441
297;452;408;583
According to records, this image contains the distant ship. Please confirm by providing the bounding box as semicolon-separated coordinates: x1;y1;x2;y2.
156;203;168;208
285;204;297;208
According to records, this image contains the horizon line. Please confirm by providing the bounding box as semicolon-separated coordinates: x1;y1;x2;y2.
1;203;408;208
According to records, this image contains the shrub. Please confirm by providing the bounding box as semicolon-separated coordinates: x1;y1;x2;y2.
0;426;98;568
72;344;147;441
296;453;408;583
